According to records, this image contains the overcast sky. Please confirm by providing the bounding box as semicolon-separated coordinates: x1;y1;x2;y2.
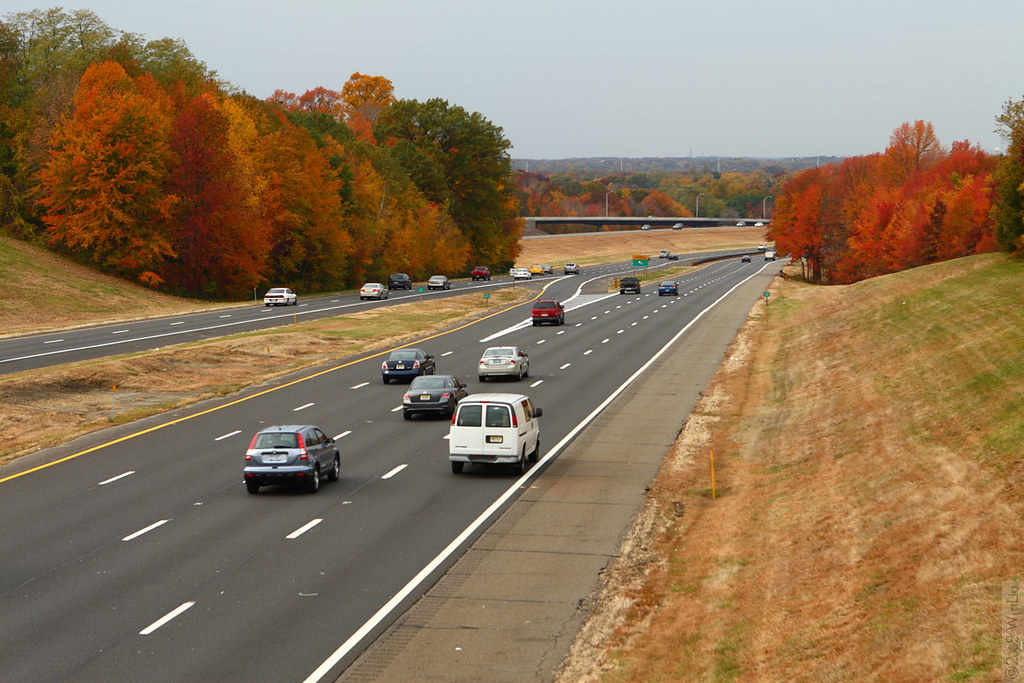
5;1;1021;159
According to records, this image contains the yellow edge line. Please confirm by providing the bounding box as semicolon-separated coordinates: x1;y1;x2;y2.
1;286;549;485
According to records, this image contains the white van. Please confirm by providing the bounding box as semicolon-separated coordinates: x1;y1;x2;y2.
448;393;543;474
764;250;776;261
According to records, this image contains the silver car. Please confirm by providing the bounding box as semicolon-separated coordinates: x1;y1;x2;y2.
478;346;529;381
427;275;451;290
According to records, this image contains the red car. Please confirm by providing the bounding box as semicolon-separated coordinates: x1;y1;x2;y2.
531;300;565;326
470;265;491;281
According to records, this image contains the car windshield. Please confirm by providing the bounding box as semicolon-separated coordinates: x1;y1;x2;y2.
390;350;420;360
411;376;446;389
483;348;513;357
254;432;298;449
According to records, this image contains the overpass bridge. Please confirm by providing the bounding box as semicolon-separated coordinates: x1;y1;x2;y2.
522;216;769;235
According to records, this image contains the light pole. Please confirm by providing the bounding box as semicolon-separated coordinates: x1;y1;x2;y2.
695;193;705;218
762;195;773;220
605;190;614;217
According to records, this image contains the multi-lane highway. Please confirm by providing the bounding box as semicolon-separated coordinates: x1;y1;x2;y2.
0;249;750;375
0;254;781;681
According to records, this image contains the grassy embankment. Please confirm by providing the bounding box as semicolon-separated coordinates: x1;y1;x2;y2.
562;252;1024;681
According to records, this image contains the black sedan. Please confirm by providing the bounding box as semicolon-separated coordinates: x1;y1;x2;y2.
381;348;436;384
402;375;468;419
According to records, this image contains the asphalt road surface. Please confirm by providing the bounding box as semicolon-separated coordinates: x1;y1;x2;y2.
0;255;781;681
0;249;751;375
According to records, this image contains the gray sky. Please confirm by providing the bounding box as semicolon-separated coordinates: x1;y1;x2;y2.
6;1;1020;159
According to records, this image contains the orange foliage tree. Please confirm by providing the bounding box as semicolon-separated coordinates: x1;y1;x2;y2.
162;92;270;298
38;61;177;286
772;122;998;284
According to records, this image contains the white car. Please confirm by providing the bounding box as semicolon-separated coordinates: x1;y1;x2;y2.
427;275;451;290
511;268;531;280
359;283;388;300
754;221;765;227
263;287;297;306
563;262;579;274
641;224;651;231
672;222;684;230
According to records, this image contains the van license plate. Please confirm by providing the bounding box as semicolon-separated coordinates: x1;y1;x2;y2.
486;435;503;443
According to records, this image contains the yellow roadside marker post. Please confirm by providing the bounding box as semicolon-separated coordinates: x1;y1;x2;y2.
711;449;716;499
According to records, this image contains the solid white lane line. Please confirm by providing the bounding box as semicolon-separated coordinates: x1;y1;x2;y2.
530;380;544;388
559;363;571;370
44;339;64;344
122;519;169;542
99;471;134;486
334;430;352;440
294;402;315;411
140;601;195;635
381;464;407;479
215;430;241;441
350;382;369;389
287;518;322;539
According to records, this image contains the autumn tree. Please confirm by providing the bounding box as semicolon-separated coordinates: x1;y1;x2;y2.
375;97;521;268
37;61;176;286
884;120;943;183
162;92;269;298
341;72;395;124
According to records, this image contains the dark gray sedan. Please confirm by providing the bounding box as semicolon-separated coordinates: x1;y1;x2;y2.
402;375;468;419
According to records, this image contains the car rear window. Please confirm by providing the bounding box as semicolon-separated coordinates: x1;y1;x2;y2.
485;405;512;428
411;376;445;389
390;350;418;360
483;348;513;357
254;432;298;449
457;404;482;427
534;302;556;309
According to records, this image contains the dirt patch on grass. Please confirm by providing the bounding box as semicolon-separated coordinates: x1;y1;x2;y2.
559;254;1024;681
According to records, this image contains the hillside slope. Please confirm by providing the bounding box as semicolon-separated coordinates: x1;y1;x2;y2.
0;236;220;337
563;253;1024;681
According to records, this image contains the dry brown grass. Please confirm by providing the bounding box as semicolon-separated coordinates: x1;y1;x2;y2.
516;226;766;268
560;253;1024;681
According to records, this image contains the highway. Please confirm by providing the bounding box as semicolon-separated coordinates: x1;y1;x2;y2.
0;255;781;681
0;248;748;375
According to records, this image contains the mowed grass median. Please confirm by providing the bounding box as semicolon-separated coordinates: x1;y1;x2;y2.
560;252;1024;681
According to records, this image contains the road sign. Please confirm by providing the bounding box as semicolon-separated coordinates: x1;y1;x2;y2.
632;254;649;267
418;286;425;293
484;292;490;299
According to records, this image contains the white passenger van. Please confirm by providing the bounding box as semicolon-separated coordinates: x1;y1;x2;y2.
448;393;543;474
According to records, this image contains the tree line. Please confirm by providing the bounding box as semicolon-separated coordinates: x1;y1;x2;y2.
769;118;1024;284
0;8;520;299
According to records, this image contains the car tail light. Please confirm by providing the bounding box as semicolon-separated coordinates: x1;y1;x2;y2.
479;359;486;366
381;360;388;371
297;433;308;460
511;411;518;428
509;359;517;365
245;433;259;461
440;392;450;400
402;392;410;401
451;412;458;425
413;360;420;369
